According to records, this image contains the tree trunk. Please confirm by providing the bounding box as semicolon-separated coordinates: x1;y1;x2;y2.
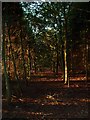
2;22;11;104
56;44;59;75
86;44;88;82
63;5;69;86
61;44;65;80
54;33;59;75
64;41;68;84
8;24;22;96
20;27;28;85
8;45;11;79
28;45;31;81
34;57;37;73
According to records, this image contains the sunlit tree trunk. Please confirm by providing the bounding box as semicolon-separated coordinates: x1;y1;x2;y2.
2;21;11;104
64;41;68;84
63;5;69;86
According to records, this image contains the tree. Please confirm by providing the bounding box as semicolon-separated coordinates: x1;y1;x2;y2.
2;2;24;97
2;2;89;86
21;2;71;82
2;19;11;104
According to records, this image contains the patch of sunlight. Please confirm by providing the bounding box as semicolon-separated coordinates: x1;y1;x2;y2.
35;94;65;106
79;98;90;103
28;111;53;116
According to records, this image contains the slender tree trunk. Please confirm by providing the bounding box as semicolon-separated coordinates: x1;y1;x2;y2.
6;38;11;80
61;45;64;80
6;39;9;76
56;44;59;75
20;27;28;85
86;44;88;83
8;45;11;79
63;5;69;86
2;22;11;104
84;27;88;83
8;24;22;96
28;45;31;80
34;57;37;73
64;41;68;84
58;18;65;81
54;33;59;75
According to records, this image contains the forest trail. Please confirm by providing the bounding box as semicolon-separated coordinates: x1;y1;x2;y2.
2;81;89;119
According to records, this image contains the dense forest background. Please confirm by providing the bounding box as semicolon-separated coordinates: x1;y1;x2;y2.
2;2;90;103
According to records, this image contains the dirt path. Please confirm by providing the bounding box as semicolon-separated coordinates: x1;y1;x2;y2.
2;81;89;119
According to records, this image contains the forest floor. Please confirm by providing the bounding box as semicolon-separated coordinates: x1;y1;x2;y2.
2;74;90;119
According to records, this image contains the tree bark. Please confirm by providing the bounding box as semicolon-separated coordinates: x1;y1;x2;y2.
56;44;59;75
64;41;68;84
2;21;11;104
20;26;28;85
63;5;69;86
8;24;22;96
28;45;31;81
34;57;37;73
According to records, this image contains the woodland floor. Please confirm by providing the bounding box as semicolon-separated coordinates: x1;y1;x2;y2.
2;74;90;119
